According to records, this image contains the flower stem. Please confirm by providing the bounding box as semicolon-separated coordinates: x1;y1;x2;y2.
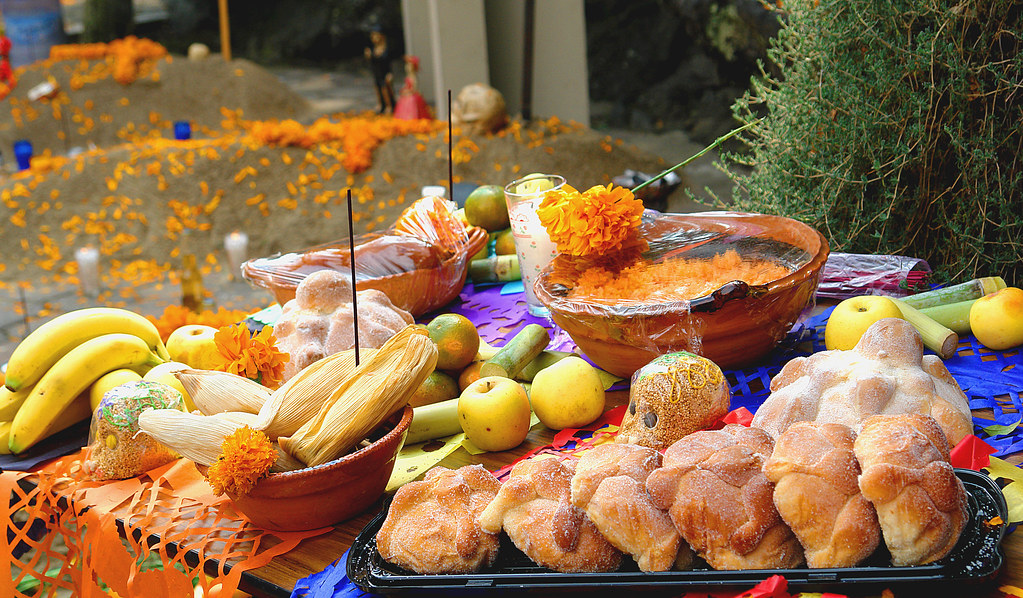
632;118;762;193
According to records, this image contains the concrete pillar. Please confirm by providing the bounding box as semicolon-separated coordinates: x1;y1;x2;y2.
402;0;589;126
401;0;490;111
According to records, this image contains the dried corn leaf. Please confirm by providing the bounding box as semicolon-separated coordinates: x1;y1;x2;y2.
138;408;242;466
278;326;437;467
177;369;271;415
256;348;377;438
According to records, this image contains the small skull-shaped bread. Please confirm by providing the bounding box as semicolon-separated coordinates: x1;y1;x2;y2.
646;424;805;570
570;442;692;572
854;414;968;566
478;456;622;573
617;351;731;450
376;465;501;574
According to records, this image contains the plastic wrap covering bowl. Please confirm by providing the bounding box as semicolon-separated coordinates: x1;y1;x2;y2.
201;406;413;532
242;197;488;316
535;211;829;377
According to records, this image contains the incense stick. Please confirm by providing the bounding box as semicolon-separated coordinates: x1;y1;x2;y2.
347;188;360;366
447;89;453;202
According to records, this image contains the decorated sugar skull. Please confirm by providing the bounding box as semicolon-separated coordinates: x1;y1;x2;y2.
616;351;731;449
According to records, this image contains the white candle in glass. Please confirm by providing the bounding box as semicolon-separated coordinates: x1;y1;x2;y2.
224;231;249;279
75;246;100;295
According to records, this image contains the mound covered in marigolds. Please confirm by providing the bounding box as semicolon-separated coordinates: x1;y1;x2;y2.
0;42;671;305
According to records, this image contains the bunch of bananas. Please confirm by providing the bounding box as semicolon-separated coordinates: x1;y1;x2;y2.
2;307;169;455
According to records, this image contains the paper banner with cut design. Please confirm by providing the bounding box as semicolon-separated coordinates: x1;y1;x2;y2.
950;435;996;470
3;453;329;598
386;432;467;492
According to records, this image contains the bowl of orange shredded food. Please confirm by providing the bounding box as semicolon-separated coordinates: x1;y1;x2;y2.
535;211;828;376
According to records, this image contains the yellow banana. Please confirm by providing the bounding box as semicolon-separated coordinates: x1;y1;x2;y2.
0;422;10;455
405;397;462;445
4;307;171;392
9;333;164;454
0;394;91;455
0;385;33;421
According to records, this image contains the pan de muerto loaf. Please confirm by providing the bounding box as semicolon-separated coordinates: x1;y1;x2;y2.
854;414;968;566
645;425;804;570
751;318;972;448
762;422;881;568
275;269;414;382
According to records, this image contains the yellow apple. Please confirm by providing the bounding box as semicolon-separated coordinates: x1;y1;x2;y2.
970;286;1023;350
165;324;220;369
89;369;142;411
458;376;532;452
530;356;605;430
143;361;196;411
824;296;904;351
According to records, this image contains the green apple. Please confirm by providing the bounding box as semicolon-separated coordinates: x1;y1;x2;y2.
458;376;531;452
143;361;196;411
824;296;904;351
970;287;1023;350
165;324;220;370
530;356;605;430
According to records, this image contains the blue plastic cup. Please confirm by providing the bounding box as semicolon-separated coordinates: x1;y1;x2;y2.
13;140;32;170
173;121;192;140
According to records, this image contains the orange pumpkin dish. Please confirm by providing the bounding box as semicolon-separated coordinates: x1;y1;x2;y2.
568;249;792;305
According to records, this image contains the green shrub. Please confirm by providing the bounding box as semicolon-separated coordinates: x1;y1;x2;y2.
725;0;1022;285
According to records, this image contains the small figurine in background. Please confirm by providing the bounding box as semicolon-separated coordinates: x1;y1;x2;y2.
364;26;395;115
394;55;431;120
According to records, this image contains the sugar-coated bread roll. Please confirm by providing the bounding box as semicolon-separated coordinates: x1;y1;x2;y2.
478;456;622;573
854;414;968;566
645;425;804;570
618;351;731;450
752;319;972;449
376;465;501;574
571;443;692;572
762;422;881;568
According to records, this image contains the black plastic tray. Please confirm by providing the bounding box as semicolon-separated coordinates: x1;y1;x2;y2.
347;469;1007;594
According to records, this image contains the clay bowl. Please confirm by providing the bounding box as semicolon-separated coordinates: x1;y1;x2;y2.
242;228;488;316
535;211;829;377
202;405;413;532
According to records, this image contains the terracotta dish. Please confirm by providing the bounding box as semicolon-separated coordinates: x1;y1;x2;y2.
207;405;413;532
535;211;828;376
243;227;487;316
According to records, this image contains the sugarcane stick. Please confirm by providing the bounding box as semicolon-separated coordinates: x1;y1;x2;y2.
892;299;959;359
919;300;975;336
480;324;550;379
899;277;1005;310
469;255;521;283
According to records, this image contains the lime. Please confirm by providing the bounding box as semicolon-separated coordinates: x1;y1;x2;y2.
494;229;516;255
409;370;460;408
464;185;510;232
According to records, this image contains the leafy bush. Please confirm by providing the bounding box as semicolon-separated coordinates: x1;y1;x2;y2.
726;0;1022;284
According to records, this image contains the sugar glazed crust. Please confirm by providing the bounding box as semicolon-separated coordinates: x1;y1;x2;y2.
762;422;881;568
376;465;502;574
275;269;414;382
751;318;972;448
618;351;731;450
570;442;692;572
477;457;622;573
853;414;968;566
645;424;805;570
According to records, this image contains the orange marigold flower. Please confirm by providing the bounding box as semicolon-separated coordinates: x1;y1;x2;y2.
206;426;277;497
536;183;644;257
209;323;289;389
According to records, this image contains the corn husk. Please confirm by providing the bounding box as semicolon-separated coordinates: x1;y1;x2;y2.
278;326;438;467
138;408;244;466
136;408;304;473
176;369;271;415
255;348;378;438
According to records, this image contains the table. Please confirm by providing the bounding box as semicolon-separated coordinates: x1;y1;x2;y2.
229;388;1023;598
